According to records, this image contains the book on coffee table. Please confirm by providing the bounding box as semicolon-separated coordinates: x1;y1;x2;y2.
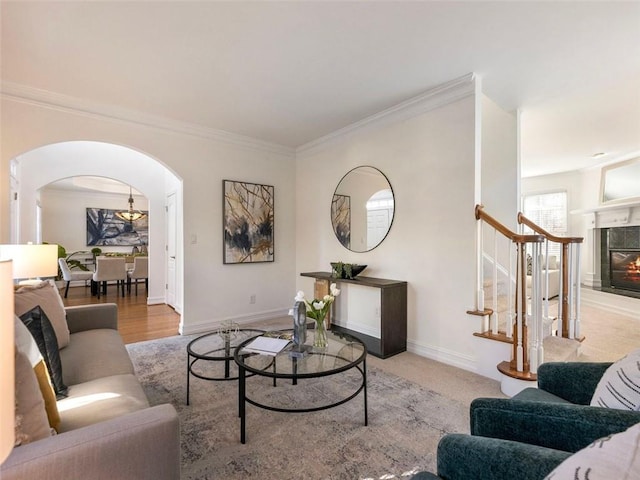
243;336;291;356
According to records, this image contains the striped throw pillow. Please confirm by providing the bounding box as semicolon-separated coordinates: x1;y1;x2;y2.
590;348;640;411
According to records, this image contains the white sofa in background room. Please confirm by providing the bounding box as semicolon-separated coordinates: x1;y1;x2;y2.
526;255;560;299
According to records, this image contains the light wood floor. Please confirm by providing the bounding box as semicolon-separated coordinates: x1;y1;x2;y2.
60;283;180;344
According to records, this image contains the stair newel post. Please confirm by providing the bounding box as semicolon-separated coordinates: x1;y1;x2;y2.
560;242;569;338
515;240;525;372
475;205;486;330
556;243;564;339
574;242;582;339
543;238;550;321
492;229;498;335
506;240;514;339
530;240;543;374
567;242;575;339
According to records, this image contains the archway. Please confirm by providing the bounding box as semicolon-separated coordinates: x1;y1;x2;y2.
10;140;183;313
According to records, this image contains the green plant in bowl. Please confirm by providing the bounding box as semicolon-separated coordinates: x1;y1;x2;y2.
331;262;367;279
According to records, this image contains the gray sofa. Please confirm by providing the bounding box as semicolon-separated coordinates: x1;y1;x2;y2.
3;303;180;480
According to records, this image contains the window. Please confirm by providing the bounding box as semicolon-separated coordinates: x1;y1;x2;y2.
522;191;567;259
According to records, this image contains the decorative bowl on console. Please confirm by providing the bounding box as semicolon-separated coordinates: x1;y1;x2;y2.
331;262;367;279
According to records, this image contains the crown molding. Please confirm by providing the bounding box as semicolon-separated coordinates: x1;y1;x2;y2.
1;82;295;157
297;73;477;156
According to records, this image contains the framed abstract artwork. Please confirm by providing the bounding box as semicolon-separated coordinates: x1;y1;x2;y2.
331;194;351;249
86;208;148;246
223;180;274;264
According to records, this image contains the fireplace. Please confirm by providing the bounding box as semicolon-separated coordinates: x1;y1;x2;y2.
600;225;640;298
610;249;640;292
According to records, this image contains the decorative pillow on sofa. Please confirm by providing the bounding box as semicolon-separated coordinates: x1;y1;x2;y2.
14;316;61;431
544;255;558;270
20;305;68;399
527;254;559;272
544;422;640;479
15;280;70;349
14;348;54;446
590;348;640;411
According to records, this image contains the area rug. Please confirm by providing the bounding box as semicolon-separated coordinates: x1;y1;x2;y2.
126;335;469;480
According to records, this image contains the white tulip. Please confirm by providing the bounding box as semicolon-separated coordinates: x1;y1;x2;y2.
330;283;340;296
295;291;305;302
323;294;332;302
313;301;325;310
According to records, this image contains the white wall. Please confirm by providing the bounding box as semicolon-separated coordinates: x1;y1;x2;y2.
0;96;297;334
295;91;484;373
481;95;518;228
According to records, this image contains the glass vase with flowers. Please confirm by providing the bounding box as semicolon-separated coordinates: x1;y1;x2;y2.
294;283;340;349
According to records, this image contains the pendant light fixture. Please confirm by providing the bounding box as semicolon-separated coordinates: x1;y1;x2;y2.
115;186;147;224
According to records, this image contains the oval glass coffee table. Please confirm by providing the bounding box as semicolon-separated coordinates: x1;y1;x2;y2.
186;327;265;405
234;329;367;443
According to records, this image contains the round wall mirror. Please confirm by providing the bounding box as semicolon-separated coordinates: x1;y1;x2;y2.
331;166;395;252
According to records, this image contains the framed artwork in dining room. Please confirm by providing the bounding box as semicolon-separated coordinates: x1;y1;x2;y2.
86;207;148;246
223;180;274;264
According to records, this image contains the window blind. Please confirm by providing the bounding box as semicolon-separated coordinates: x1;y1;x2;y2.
522;191;567;259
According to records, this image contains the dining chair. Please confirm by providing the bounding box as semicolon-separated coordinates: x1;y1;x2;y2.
127;256;148;296
58;257;94;298
92;256;127;298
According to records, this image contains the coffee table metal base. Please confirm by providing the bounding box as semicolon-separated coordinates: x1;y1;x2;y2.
186;328;264;405
237;357;367;444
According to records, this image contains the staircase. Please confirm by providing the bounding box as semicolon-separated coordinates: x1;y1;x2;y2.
469;205;583;395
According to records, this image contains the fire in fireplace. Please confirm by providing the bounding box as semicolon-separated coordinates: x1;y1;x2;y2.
610;249;640;292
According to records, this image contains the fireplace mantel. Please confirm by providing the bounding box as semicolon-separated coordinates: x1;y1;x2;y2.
572;201;640;229
574;201;640;290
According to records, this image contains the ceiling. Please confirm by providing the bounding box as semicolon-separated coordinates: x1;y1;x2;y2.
2;1;639;178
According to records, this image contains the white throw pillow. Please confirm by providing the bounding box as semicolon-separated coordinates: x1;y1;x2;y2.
544;422;640;479
591;348;640;411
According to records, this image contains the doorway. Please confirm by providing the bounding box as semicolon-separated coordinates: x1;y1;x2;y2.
10;140;183;314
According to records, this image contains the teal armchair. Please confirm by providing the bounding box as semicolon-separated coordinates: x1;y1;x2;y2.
411;361;640;480
470;362;640;452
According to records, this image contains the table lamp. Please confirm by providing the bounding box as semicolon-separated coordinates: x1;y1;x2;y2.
0;244;58;285
0;259;15;463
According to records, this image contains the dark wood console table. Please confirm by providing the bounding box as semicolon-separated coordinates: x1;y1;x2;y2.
300;272;407;359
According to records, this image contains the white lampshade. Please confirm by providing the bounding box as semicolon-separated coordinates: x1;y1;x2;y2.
0;244;58;282
0;260;15;463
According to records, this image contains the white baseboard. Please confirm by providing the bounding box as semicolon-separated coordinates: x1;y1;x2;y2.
147;296;165;305
179;308;290;336
407;339;479;375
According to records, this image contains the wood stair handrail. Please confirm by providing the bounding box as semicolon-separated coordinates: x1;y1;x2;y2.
517;213;583;244
475;205;545;244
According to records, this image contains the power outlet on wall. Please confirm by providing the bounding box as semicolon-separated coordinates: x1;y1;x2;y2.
250;294;256;304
